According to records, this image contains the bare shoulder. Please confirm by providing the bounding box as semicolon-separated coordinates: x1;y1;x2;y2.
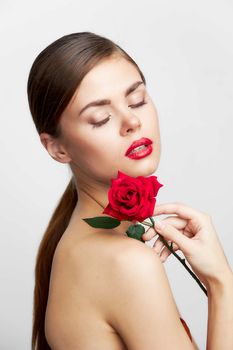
104;237;197;350
47;233;197;349
50;232;161;306
105;236;173;302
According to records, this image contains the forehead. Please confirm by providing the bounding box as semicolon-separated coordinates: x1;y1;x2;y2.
73;56;142;103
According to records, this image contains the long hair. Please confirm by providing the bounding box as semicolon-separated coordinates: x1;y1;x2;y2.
27;31;146;349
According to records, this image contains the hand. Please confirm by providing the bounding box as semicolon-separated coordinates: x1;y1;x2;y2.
142;202;232;288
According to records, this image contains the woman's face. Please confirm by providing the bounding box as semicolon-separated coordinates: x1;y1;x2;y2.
58;55;161;184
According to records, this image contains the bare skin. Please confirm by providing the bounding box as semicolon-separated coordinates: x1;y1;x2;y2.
44;207;132;350
143;202;233;350
44;200;199;350
40;55;232;349
41;54;163;349
44;201;233;349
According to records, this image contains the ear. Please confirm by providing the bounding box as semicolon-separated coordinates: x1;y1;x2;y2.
39;132;71;164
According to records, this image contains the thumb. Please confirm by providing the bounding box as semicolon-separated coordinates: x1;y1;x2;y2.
153;221;192;255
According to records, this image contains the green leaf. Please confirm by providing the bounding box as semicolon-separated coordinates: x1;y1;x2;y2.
82;216;121;229
126;224;145;242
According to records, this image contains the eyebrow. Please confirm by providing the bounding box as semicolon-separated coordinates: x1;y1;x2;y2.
78;80;145;117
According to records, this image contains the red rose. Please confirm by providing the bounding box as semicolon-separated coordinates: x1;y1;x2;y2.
102;170;163;222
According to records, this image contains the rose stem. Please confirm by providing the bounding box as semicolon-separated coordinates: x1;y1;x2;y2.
145;217;207;296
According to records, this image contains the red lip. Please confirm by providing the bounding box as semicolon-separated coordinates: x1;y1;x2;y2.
125;137;153;156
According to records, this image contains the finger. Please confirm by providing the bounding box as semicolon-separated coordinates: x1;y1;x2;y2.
154;217;194;239
153;220;192;255
159;237;186;262
160;246;173;262
162;241;180;251
162;217;193;238
142;216;190;241
153;202;207;224
153;237;165;254
141;227;157;241
153;236;179;252
159;217;187;231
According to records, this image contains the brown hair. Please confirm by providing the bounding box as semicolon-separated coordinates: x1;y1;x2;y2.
27;31;146;349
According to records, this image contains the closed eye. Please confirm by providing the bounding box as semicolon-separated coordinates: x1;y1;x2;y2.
129;100;147;108
92;100;147;128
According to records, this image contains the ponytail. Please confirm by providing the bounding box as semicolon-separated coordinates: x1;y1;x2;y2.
31;177;78;349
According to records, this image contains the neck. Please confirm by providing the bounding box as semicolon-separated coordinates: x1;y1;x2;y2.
71;187;134;237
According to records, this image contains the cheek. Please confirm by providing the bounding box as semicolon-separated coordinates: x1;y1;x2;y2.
71;134;120;182
144;107;161;153
70;132;117;164
144;107;160;134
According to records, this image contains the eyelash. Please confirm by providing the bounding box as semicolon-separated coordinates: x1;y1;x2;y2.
92;100;147;128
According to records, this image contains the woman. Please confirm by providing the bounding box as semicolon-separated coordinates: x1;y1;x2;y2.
28;32;233;349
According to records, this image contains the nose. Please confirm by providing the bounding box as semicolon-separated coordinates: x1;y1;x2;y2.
120;110;142;136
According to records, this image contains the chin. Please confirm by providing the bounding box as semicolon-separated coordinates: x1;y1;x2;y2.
125;160;159;178
140;156;159;175
142;163;159;177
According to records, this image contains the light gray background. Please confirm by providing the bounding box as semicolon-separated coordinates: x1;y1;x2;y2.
1;0;233;349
